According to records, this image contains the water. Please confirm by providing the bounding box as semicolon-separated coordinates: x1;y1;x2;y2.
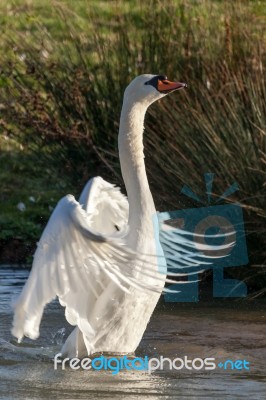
0;267;265;399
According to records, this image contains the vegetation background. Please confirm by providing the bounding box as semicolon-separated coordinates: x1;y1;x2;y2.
0;0;265;297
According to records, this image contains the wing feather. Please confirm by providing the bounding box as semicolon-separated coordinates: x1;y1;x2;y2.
12;178;149;342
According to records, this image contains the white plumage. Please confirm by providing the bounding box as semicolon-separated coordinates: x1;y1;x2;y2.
12;74;188;357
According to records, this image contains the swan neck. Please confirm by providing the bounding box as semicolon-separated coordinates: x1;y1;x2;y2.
118;99;155;230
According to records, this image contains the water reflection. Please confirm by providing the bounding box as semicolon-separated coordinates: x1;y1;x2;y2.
0;267;265;399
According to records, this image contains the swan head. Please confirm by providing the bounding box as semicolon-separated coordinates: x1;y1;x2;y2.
124;74;187;107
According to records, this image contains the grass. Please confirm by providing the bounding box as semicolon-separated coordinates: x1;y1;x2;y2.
0;0;265;294
0;134;74;262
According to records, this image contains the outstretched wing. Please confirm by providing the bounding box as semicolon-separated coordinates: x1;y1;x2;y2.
11;177;169;343
12;177;231;343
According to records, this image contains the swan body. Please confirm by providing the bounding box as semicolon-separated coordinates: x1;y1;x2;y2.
12;74;187;357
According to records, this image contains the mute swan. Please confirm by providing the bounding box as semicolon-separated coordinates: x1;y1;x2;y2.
12;74;187;358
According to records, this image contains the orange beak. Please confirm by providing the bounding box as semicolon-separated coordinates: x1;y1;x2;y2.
157;79;187;94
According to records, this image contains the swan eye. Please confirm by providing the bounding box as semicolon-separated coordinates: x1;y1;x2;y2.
144;75;167;88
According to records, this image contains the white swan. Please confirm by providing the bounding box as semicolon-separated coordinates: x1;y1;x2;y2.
12;74;187;358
